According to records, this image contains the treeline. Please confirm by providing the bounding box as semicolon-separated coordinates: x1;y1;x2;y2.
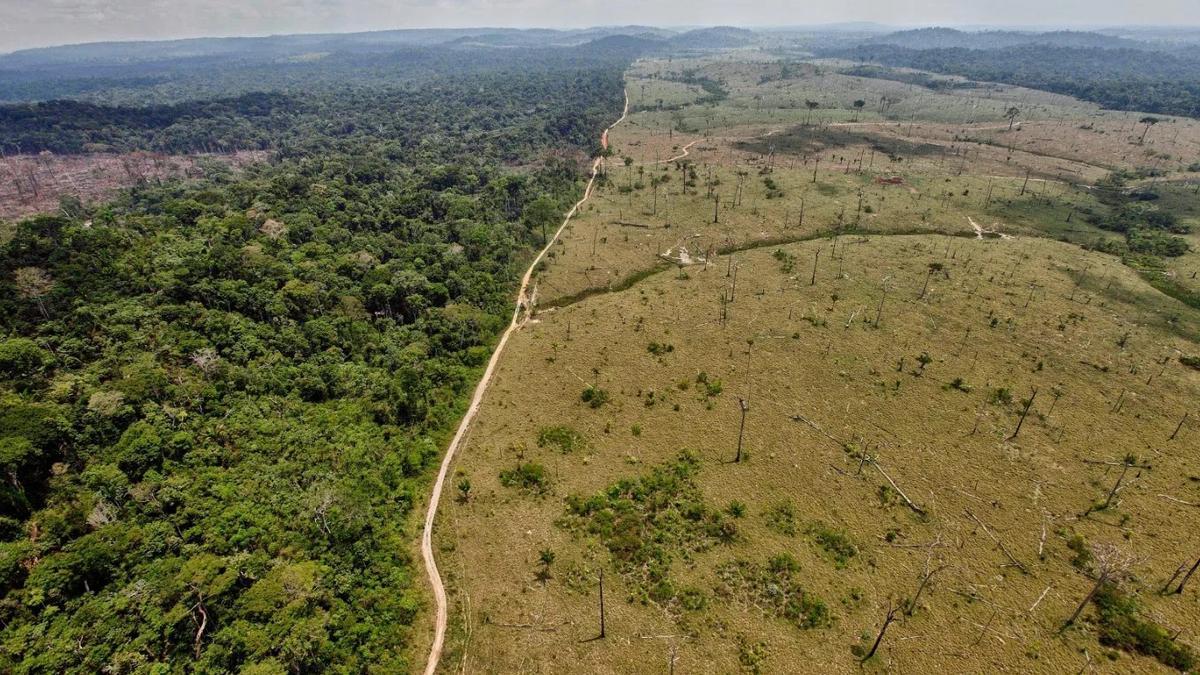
0;66;626;159
826;44;1200;118
0;40;652;106
0;48;626;671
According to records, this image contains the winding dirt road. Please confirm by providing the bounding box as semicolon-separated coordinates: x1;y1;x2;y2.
419;90;628;675
656;138;699;164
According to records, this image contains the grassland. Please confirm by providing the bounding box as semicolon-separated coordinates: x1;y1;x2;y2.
431;53;1200;673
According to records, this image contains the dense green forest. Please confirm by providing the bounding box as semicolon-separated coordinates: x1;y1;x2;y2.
827;44;1200;118
0;42;628;672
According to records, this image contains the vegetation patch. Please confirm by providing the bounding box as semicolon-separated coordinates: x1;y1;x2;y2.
560;451;736;606
499;462;550;494
735;125;944;160
806;522;858;568
715;554;832;630
763;501;798;536
536;425;587;453
581;385;611;408
1092;583;1196;671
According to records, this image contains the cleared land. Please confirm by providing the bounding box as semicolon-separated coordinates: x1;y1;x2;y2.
432;54;1200;673
0;150;265;221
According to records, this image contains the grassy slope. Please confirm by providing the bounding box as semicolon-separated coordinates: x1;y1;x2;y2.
436;55;1200;673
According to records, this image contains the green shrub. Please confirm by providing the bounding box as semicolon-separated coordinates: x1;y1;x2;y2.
561;451;736;606
764;501;797;536
580;386;610;408
536;426;586;453
647;342;674;356
807;522;858;568
499;462;549;493
717;555;831;630
1093;584;1196;671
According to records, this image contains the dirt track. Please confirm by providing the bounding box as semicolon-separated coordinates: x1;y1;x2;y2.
418;89;629;675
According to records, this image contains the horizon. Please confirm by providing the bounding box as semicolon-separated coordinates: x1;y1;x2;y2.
4;20;1200;55
3;0;1200;54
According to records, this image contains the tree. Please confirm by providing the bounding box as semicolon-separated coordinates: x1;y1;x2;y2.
805;100;820;125
1005;106;1021;131
524;195;560;245
852;99;865;121
13;266;54;318
1062;543;1136;630
1139;116;1161;144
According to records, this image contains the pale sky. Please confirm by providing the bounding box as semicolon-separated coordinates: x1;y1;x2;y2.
1;0;1198;52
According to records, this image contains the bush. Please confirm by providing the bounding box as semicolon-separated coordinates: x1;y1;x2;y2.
536;426;586;453
807;522;858;568
647;342;674;356
1180;355;1200;371
499;462;549;493
561;451;735;605
764;501;797;536
1093;583;1196;671
716;556;831;630
580;385;610;408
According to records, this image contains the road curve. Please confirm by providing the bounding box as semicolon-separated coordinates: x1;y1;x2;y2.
419;89;628;675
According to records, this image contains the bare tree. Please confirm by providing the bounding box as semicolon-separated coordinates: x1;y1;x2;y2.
1062;543;1137;631
860;601;899;662
14;266;54;318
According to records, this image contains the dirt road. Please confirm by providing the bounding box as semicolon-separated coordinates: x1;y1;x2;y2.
418;89;628;675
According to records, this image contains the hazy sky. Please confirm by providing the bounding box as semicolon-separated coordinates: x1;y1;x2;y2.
2;0;1198;52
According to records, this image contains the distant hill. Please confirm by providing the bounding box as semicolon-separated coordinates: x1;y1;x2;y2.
668;26;757;49
864;27;1158;51
0;26;679;68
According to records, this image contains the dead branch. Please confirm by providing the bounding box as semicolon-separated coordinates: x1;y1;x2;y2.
965;509;1030;575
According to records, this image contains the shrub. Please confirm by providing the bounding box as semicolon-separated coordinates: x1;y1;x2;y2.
716;556;831;630
946;377;971;392
807;522;858;568
1180;354;1200;371
1093;584;1196;671
647;341;674;356
560;451;736;606
536;426;586;453
764;501;797;536
499;462;549;493
580;385;610;408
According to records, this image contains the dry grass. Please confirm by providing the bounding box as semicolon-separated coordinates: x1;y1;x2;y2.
430;54;1200;674
440;235;1199;673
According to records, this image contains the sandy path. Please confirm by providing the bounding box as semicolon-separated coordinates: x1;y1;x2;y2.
419;89;628;675
656;138;699;164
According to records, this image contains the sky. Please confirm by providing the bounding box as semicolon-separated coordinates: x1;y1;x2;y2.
1;0;1198;52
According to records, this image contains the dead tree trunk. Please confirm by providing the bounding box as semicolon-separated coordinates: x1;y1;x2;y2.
598;569;607;638
1062;574;1108;631
861;603;899;662
1008;387;1038;440
735;398;749;463
906;565;947;615
1175;557;1199;595
1169;413;1188;441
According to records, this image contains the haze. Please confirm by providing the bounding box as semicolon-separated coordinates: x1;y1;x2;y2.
3;0;1200;52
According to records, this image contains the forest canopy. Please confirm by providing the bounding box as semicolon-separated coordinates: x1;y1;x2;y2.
826;44;1200;118
0;41;631;672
